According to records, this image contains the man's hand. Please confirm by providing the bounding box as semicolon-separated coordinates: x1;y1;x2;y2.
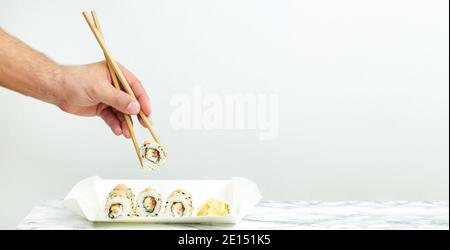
58;62;151;138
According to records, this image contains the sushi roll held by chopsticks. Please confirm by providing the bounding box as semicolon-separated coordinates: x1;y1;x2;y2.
140;140;167;171
104;184;135;219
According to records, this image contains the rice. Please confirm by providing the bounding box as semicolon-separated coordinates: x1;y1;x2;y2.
135;187;162;217
104;184;135;219
164;189;193;217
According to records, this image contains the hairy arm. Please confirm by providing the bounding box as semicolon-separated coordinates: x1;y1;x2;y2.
0;28;151;138
0;28;63;105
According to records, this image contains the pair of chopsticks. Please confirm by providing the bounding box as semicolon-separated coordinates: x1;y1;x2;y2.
82;10;164;166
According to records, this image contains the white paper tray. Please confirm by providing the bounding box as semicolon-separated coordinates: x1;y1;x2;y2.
64;176;262;224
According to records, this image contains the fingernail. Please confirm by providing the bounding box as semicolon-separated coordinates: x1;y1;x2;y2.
126;101;140;114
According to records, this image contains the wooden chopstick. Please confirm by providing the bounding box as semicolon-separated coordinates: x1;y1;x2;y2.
82;11;166;154
90;11;143;166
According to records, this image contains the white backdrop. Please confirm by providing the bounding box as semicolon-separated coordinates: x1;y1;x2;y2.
0;0;448;229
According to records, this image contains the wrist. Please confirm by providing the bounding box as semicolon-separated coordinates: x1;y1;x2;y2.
49;64;69;108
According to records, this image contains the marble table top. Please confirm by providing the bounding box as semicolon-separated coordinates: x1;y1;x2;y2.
17;200;449;230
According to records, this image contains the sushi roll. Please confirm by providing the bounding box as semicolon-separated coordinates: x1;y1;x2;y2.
104;184;135;219
164;189;193;217
135;188;163;217
140;140;167;171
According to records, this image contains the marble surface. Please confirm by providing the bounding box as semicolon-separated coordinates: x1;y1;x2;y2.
17;200;449;230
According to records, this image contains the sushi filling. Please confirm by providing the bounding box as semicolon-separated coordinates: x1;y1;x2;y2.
108;204;123;219
143;196;157;213
171;202;185;217
144;147;161;164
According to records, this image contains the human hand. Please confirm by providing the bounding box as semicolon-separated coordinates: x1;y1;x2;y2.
56;61;151;138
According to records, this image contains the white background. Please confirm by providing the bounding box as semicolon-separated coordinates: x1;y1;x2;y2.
0;0;448;229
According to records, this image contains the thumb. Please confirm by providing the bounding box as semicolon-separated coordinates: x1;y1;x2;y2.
96;84;141;115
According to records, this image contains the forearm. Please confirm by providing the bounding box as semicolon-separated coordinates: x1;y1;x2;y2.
0;28;63;105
